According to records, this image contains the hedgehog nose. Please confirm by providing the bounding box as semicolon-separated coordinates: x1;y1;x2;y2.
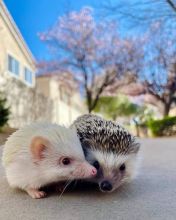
91;167;97;176
100;181;112;192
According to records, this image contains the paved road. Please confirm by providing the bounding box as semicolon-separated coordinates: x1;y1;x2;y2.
0;138;176;220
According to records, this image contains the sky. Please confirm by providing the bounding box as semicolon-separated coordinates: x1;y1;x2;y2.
4;0;170;62
4;0;99;60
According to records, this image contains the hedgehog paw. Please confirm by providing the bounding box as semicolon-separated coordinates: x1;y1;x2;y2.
26;188;46;199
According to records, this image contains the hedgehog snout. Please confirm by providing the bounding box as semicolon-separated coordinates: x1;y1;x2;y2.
99;178;121;193
97;169;124;192
72;162;97;179
100;180;112;192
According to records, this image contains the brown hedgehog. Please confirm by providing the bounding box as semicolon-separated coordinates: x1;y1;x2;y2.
71;114;140;192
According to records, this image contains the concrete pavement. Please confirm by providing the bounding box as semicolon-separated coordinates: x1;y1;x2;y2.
0;138;176;220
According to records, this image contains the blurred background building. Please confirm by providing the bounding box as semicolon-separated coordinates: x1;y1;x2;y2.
37;72;86;125
0;0;85;128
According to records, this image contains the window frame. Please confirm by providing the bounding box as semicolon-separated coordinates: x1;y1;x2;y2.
7;54;20;77
24;67;33;86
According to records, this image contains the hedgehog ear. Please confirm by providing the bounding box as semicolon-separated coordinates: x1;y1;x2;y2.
30;136;50;161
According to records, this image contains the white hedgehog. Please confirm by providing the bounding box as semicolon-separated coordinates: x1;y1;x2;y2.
2;122;97;199
71;114;140;192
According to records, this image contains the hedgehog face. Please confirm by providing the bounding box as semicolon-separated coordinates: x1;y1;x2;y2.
86;149;140;192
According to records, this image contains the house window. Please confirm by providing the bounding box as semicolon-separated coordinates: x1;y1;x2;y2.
24;68;33;85
8;55;20;76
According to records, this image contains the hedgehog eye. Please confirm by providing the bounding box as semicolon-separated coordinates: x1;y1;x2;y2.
61;157;71;166
93;161;100;170
119;163;126;171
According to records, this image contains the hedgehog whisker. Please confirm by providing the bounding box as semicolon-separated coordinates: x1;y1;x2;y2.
58;178;73;200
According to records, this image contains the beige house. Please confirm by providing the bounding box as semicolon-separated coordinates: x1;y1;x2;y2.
0;0;36;86
0;0;37;127
37;72;86;125
0;0;85;127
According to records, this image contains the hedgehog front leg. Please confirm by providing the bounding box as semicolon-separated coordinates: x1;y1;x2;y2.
26;188;47;199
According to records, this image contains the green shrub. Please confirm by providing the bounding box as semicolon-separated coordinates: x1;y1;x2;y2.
147;116;176;136
0;97;10;129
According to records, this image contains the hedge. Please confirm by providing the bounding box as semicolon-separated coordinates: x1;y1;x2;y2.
147;116;176;136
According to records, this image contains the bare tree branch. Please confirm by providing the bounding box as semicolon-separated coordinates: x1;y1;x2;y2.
39;7;135;112
166;0;176;12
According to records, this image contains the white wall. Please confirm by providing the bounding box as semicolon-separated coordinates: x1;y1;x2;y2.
0;2;38;128
0;5;35;87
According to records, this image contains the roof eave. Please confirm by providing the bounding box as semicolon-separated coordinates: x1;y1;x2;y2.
0;0;36;71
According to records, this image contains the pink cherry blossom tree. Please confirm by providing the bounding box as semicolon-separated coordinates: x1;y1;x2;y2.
121;23;176;117
39;7;140;112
